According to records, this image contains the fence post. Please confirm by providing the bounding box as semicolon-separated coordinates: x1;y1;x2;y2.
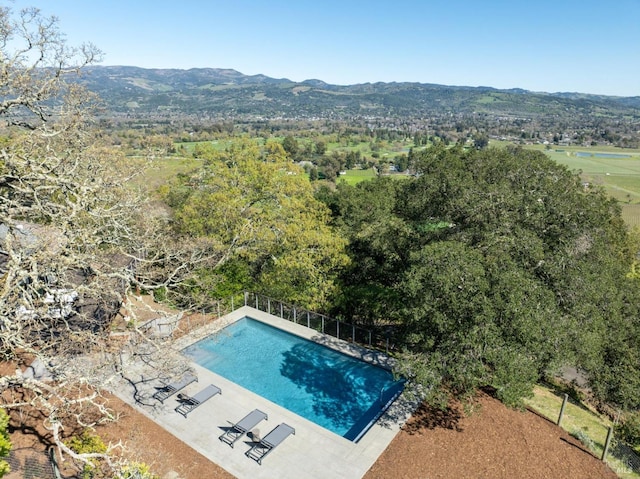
267;298;271;315
49;446;63;479
336;320;340;340
244;291;248;306
280;302;283;318
217;301;220;318
231;295;234;311
307;311;310;328
601;426;614;461
293;307;296;323
557;393;569;426
352;324;356;343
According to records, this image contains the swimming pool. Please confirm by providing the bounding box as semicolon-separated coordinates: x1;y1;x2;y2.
182;317;404;441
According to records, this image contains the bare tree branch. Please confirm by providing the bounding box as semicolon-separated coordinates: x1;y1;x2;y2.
0;5;221;477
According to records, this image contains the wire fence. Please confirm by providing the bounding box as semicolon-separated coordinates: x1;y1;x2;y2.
135;291;399;353
529;392;640;476
1;448;59;479
610;440;640;476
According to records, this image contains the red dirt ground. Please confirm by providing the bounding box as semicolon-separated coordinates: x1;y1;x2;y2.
5;391;617;479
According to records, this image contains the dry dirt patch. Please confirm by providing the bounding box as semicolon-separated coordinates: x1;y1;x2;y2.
365;392;617;479
4;389;617;479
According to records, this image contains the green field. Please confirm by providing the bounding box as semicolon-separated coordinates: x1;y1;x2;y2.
135;156;200;190
337;168;377;185
523;145;640;226
327;139;413;159
173;139;239;154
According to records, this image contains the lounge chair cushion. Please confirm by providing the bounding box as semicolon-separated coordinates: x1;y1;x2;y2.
219;409;268;447
245;423;295;464
152;373;197;403
175;384;221;417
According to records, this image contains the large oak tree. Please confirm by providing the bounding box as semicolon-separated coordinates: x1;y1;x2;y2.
0;7;215;476
325;144;640;408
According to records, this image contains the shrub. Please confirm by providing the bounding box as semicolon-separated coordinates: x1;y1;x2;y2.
120;462;159;479
570;429;597;453
65;430;107;479
615;411;640;448
0;409;11;478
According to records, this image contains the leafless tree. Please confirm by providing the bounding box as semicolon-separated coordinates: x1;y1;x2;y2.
0;6;219;477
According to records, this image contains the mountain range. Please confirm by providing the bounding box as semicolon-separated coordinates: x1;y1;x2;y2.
78;66;640;120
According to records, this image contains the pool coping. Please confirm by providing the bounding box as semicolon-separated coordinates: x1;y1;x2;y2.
174;306;398;371
112;306;418;479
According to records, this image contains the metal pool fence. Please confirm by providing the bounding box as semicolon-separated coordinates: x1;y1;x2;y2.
165;292;398;354
243;292;397;354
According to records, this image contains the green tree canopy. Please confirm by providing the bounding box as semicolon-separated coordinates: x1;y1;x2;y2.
162;138;349;309
281;135;299;159
324;145;639;407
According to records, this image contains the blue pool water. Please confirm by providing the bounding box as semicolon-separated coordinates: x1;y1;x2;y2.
182;317;404;441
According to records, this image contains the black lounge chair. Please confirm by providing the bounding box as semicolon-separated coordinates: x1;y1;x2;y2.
174;384;221;417
152;373;197;403
219;409;268;448
245;423;295;464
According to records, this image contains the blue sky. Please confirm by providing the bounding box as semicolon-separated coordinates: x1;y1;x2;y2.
9;0;640;96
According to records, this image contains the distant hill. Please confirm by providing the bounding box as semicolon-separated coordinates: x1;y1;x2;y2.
78;66;640;120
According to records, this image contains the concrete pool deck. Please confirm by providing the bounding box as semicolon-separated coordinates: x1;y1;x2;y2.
112;306;416;479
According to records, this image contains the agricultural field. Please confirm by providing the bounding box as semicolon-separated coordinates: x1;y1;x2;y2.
523;145;640;226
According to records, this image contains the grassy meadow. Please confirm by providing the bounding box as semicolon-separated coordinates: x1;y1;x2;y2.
174;138;238;154
135;156;201;191
525;384;639;478
326;138;413;158
337;168;377;185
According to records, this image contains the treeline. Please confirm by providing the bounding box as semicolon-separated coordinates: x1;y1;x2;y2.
98;113;640;156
